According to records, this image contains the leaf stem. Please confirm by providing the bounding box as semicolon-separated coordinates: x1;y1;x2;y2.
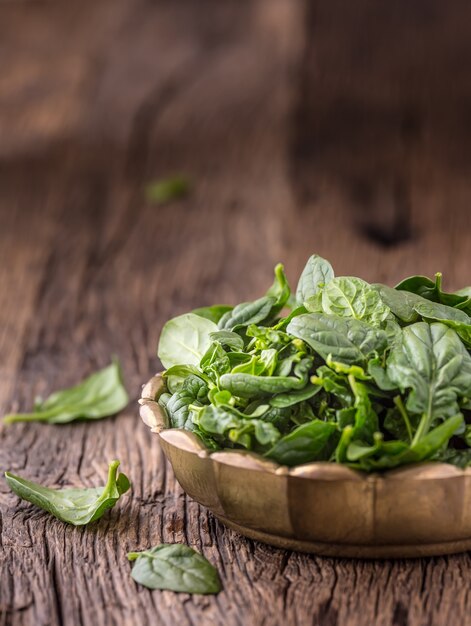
393;396;413;443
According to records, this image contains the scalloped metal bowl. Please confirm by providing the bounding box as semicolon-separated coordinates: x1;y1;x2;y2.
139;374;471;558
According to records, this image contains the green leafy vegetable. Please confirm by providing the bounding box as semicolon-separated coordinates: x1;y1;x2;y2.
287;313;387;364
158;313;218;369
4;460;130;525
296;254;334;306
128;544;221;594
395;273;470;309
306;277;390;325
145;176;190;204
4;361;128;424
157;254;471;471
193;305;233;324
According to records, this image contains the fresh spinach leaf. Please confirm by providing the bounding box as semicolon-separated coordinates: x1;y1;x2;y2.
218;296;275;331
158;313;218;369
265;420;337;466
219;357;313;398
4;361;128;424
209;330;245;351
5;460;130;525
166;376;208;430
193;305;233;324
296;254;334;306
145;176;190;204
128;544;221;594
395;273;470;309
287;313;388;365
386;322;471;442
306;277;390;325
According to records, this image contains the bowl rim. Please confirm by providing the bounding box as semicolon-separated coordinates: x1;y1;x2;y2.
139;372;471;482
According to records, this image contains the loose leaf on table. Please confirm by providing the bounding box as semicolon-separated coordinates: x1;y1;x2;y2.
127;544;221;594
287;313;388;365
4;460;130;525
3;361;128;424
296;254;334;306
145;175;190;204
158;313;218;369
305;277;391;325
386;322;471;442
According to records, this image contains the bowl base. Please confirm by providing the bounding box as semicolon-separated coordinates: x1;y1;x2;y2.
216;515;471;559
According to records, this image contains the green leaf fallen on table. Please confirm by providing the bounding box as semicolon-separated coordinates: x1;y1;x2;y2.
145;176;190;204
127;544;221;594
4;460;130;525
3;361;128;424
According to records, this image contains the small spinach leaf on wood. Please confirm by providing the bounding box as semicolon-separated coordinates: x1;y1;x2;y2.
4;460;130;525
127;544;221;594
3;361;128;424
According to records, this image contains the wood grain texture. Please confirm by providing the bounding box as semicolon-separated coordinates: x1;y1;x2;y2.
1;1;471;625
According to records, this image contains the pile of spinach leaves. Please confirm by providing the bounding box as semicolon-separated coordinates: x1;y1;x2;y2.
157;255;471;471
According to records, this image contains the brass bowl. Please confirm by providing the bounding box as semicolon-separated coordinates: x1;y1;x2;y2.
139;373;471;558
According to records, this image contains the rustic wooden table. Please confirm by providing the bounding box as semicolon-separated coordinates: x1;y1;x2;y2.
1;1;471;625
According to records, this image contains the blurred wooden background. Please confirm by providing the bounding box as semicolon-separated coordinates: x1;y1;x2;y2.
1;1;471;625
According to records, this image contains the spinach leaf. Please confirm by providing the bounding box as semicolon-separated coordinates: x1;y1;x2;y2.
266;420;337;466
395;273;470;309
296;254;334;305
164;365;210;393
209;330;245;351
306;277;390;325
128;544;221;594
414;300;471;346
219;357;313;398
158;313;218;369
193;305;233;324
373;283;420;323
4;460;130;525
269;383;321;408
218;296;275;331
4;361;128;424
266;263;291;315
165;375;208;430
358;415;463;470
386;322;471;442
197;405;280;449
287;313;388;365
145;176;190;204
